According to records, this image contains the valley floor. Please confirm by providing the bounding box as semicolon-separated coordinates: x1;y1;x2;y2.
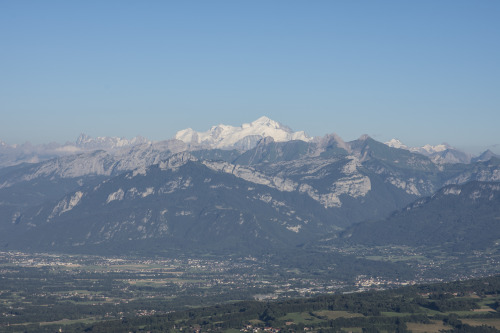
1;249;500;332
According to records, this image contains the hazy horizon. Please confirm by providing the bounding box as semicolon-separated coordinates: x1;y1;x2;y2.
1;1;499;154
1;115;498;156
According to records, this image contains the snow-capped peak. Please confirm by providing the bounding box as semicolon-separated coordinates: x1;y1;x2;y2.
174;116;312;149
384;139;453;155
385;139;408;150
75;133;150;150
411;143;452;155
246;116;283;129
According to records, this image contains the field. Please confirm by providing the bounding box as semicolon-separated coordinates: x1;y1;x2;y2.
406;320;453;333
313;310;364;320
461;318;500;329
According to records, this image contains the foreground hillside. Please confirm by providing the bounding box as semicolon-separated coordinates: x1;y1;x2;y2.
11;274;500;333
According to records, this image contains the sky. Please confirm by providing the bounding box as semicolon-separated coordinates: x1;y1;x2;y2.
1;1;499;154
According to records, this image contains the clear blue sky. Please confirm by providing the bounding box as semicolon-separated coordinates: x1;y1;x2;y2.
1;1;499;154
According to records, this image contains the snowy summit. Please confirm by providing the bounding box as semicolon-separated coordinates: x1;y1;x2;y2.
384;139;408;150
174;116;312;150
75;134;150;150
385;139;451;155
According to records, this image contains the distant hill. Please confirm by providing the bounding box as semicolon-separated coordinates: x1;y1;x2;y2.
342;181;500;251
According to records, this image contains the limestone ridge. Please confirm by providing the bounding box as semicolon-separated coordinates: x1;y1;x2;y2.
342;181;500;251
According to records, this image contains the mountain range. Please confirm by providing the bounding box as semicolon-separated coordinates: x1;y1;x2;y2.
1;117;500;259
1;116;497;168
